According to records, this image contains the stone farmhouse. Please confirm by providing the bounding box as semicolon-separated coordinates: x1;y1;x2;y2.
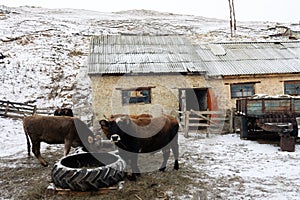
87;35;300;127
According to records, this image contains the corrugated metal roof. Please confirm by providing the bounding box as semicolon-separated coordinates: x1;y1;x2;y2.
88;36;300;77
204;59;300;76
197;41;300;76
88;35;206;75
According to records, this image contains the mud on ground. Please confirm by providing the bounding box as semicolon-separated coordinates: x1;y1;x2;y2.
2;133;300;200
0;149;205;200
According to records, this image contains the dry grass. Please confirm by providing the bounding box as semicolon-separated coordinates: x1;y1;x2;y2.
68;50;84;57
0;150;203;200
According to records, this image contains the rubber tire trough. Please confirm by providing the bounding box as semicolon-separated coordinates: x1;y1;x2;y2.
51;152;126;191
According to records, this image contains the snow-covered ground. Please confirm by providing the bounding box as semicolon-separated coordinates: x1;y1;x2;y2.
1;116;300;199
1;5;300;199
182;133;300;199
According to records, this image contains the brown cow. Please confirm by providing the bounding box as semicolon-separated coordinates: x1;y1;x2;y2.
99;114;179;180
108;113;152;121
23;115;96;166
101;113;153;138
54;107;74;117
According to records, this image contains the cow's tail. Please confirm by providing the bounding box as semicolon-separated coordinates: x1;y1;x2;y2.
23;120;31;157
170;122;179;170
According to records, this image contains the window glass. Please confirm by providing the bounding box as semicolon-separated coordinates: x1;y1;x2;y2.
231;83;254;98
284;81;300;95
122;89;151;104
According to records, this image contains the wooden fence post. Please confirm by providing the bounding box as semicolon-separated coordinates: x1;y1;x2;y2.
229;108;234;133
33;105;37;115
5;101;9;115
184;111;190;138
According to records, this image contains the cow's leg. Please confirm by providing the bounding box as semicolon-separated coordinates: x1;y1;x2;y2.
159;147;170;172
64;139;72;156
32;142;48;167
130;153;140;180
119;149;139;181
24;131;31;157
119;149;130;173
171;134;179;170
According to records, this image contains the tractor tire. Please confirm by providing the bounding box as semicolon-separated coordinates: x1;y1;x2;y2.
51;152;125;191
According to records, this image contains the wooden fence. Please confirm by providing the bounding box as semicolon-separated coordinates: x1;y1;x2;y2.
0;100;53;119
179;109;234;138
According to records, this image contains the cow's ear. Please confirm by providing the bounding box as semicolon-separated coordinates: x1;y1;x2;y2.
99;120;108;128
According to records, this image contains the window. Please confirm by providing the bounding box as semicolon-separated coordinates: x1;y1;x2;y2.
230;83;254;98
121;88;151;104
284;81;300;95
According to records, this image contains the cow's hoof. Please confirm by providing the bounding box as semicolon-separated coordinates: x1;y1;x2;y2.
174;160;179;170
41;161;48;167
51;152;126;191
127;174;137;181
159;167;166;172
135;173;141;177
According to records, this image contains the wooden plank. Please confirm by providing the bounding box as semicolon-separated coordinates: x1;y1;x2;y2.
0;100;36;107
210;117;229;121
190;110;225;115
194;113;218;126
0;100;37;118
181;109;232;137
189;117;205;120
46;183;118;197
0;109;34;117
189;123;210;127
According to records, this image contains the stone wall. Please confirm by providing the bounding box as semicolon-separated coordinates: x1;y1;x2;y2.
89;73;300;130
221;74;300;108
90;74;214;129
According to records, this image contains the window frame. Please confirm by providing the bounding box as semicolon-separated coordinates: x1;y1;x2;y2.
230;83;255;98
119;87;153;105
284;80;300;95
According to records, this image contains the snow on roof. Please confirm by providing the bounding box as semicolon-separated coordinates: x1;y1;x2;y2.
88;36;300;77
87;35;206;75
197;41;300;76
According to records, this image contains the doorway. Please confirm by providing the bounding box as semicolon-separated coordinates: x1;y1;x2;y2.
179;88;208;112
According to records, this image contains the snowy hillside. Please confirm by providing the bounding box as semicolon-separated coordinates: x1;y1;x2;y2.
0;5;296;110
1;5;300;199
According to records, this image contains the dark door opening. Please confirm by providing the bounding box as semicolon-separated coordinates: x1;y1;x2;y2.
179;88;208;112
179;88;208;130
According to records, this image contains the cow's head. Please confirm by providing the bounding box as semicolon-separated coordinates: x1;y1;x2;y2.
99;119;121;143
99;117;132;143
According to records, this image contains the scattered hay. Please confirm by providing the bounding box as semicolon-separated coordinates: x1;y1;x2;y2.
0;150;204;200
